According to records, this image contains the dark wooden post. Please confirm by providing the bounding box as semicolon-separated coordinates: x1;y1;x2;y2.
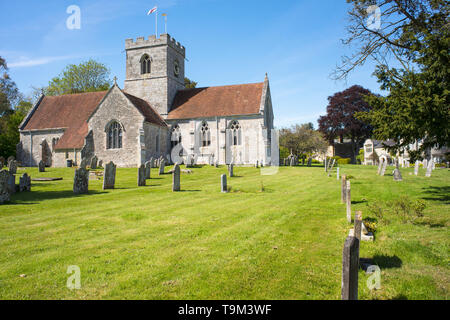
346;180;351;223
341;236;360;300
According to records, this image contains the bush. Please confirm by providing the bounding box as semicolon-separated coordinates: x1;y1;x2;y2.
367;196;426;225
337;158;351;164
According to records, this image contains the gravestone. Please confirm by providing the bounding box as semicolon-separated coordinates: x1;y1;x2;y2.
8;160;17;175
328;159;336;176
432;161;435;170
98;160;103;168
307;158;312;167
228;164;234;177
380;159;387;176
425;159;433;177
7;156;15;164
159;159;165;175
172;163;180;192
103;161;116;190
255;160;259;168
145;161;151;179
324;158;328;171
138;164;146;186
73;167;89;194
290;157;295;167
19;173;31;192
393;161;402;181
149;157;154;168
90;156;98;169
346;180;351;223
423;159;428;169
354;211;362;243
341;236;359;300
38;160;45;172
341;175;347;204
79;159;87;169
337;167;340;180
221;174;227;193
377;159;383;175
0;170;10;203
214;160;219;168
414;160;419;176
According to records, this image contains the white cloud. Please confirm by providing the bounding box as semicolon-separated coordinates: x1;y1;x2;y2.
7;55;77;68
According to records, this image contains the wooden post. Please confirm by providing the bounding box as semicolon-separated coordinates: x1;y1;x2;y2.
346;180;351;223
341;236;359;300
341;175;347;204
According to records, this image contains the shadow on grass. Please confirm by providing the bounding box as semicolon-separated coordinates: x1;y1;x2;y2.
373;254;402;269
9;189;107;203
421;186;450;204
352;200;368;205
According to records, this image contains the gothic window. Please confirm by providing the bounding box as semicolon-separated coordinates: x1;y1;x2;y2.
200;122;211;147
140;55;151;74
171;124;181;148
230;120;241;146
107;121;123;149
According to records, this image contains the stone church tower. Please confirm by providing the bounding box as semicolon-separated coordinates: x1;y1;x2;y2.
124;34;185;118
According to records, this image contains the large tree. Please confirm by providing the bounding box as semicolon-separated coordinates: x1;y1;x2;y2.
318;85;374;162
0;56;20;115
46;59;112;96
279;123;328;157
335;0;449;154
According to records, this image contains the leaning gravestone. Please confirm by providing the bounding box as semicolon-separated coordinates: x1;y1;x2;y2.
414;160;419;176
38;160;45;172
228;164;234;177
138;164;146;186
172;163;180;192
425;159;433;177
103;161;116;190
145;161;151;179
221;174;227;193
19;173;31;192
380;159;387;176
90;156;98;169
0;170;10;203
8;160;17;175
73;167;89;194
158;159;165;175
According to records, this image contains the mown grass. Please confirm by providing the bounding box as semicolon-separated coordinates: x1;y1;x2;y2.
0;164;448;300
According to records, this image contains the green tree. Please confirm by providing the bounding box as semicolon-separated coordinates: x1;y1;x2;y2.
0;56;20;115
279;123;328;157
0;110;25;159
184;77;197;89
46;59;112;95
336;0;449;154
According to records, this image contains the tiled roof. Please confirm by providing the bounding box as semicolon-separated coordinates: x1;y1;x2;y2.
123;92;167;127
21;91;108;150
167;82;264;120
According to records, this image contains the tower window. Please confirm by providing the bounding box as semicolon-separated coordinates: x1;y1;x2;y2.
201;122;211;147
140;55;151;74
107;121;123;149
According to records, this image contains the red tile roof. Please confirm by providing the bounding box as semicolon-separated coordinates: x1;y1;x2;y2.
22;91;108;150
167;82;264;120
123;92;167;127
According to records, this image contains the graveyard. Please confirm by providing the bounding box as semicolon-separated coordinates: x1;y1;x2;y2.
0;163;448;299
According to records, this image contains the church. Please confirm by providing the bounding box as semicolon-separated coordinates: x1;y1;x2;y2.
17;34;275;167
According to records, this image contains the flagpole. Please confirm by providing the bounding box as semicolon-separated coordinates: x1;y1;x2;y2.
155;8;158;37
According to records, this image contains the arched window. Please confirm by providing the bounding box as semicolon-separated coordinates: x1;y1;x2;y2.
200;122;211;147
140;55;151;74
230;120;241;146
52;137;59;151
107;121;123;149
171;124;181;148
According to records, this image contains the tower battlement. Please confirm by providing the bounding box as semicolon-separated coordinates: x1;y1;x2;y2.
125;34;185;56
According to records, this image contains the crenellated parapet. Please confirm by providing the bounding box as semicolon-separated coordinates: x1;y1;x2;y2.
125;33;185;56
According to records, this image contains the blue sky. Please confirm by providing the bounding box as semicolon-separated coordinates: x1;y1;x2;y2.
0;0;384;128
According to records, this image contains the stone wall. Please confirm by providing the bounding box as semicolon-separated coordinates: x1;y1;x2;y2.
19;129;65;167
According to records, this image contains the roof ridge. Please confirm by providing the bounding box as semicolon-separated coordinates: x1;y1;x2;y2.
178;82;265;91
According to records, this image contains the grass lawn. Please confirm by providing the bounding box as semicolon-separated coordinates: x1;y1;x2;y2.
0;164;448;300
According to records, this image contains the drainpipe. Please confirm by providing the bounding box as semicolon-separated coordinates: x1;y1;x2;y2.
29;130;33;166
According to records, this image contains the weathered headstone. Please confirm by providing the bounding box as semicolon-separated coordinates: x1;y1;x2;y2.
425;159;433;177
19;173;31;192
90;156;98;169
328;159;336;176
377;159;383;175
423;159;428;169
103;161;116;190
172;163;180;192
221;174;227;193
138;164;146;186
0;170;11;203
98;160;103;168
380;159;387;176
255;160;259;168
290;157;295;167
346;180;351;223
73;167;89;194
7;172;15;194
38;160;45;172
354;211;362;243
8;160;17;175
228;164;234;177
159;159;165;175
337;167;340;180
393;161;402;181
432;160;435;171
145;161;151;179
324;158;328;171
307;158;312;167
341;175;347;204
149;157;155;168
341;236;359;300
